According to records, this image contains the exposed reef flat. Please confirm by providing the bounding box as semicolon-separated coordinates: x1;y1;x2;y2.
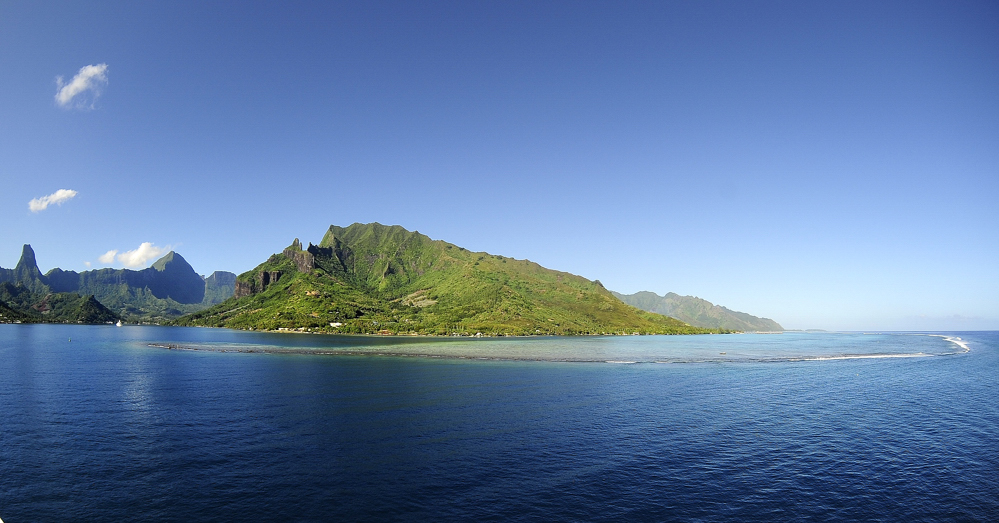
145;332;965;363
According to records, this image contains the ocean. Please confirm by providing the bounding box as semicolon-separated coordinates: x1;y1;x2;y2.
1;326;996;521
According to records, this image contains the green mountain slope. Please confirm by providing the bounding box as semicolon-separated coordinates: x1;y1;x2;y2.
0;245;235;322
0;299;32;323
611;290;783;332
177;222;710;335
0;282;120;324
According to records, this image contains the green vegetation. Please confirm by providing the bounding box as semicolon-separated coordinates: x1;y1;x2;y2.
612;290;783;332
0;282;120;324
176;223;713;336
0;299;32;323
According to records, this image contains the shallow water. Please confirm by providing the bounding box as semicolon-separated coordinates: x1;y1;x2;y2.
144;328;962;362
1;326;996;521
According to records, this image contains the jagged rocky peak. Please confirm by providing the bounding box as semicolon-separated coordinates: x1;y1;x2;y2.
15;244;39;273
236;235;346;299
11;244;46;292
283;238;317;274
233;239;310;299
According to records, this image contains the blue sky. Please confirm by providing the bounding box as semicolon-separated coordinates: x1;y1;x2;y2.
1;1;996;330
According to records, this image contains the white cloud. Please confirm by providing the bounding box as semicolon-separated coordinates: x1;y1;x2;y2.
116;243;168;268
29;189;78;212
84;261;92;268
97;250;118;264
55;63;108;109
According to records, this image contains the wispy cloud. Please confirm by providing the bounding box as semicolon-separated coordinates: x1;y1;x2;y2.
55;63;108;109
115;243;168;268
29;189;78;212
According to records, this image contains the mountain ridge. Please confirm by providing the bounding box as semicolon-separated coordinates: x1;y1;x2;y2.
178;222;712;336
612;290;783;332
0;245;235;322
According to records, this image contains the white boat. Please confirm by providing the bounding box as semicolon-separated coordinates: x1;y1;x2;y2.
116;320;123;327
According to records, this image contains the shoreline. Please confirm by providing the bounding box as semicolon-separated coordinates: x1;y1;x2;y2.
185;327;717;338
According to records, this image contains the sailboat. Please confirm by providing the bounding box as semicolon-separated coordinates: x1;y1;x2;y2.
116;320;123;327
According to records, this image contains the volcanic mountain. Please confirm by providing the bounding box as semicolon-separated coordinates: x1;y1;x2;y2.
177;222;711;335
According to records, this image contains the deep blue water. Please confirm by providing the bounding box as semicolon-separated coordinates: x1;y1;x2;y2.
1;326;997;521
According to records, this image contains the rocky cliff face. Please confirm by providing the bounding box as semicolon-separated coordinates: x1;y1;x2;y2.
233;280;252;298
284;238;329;274
234;270;282;297
203;271;237;305
233;238;331;299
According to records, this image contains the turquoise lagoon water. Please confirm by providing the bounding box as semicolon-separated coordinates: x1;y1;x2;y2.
1;325;996;521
